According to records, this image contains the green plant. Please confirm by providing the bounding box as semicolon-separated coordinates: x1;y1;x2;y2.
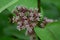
0;0;60;40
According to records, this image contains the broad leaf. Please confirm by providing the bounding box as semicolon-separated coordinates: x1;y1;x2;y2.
34;21;60;40
4;24;30;40
8;0;37;12
0;36;18;40
41;0;60;9
0;9;12;36
41;0;60;19
0;9;29;40
0;0;18;13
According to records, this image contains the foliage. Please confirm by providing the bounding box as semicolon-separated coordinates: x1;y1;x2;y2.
0;0;60;40
34;22;60;40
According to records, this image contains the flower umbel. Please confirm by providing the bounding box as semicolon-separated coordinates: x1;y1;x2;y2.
12;6;41;40
13;6;41;32
12;6;57;40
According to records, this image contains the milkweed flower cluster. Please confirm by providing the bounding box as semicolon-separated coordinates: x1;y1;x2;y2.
12;6;41;36
40;17;58;27
12;6;57;40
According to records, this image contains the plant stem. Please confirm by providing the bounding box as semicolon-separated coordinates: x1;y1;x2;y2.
37;0;40;13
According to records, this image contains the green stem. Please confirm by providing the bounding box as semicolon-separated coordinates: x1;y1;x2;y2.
37;0;40;13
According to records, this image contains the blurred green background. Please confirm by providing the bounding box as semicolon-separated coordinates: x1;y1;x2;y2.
0;0;60;40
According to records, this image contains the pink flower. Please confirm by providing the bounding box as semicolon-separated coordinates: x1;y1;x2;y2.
12;6;41;37
29;17;34;21
19;12;24;16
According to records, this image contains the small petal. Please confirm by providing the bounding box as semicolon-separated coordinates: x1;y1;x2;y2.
23;16;27;20
12;16;15;21
33;13;38;17
13;16;19;22
33;8;38;13
24;20;28;25
25;30;28;36
16;6;22;11
34;8;38;11
44;17;54;22
27;27;32;33
16;16;19;20
17;21;22;26
25;24;30;28
29;17;34;21
40;23;45;28
17;26;21;31
13;10;19;16
36;17;40;21
29;8;33;13
38;13;40;17
19;12;24;16
29;12;34;17
31;23;36;27
21;26;25;30
46;19;54;22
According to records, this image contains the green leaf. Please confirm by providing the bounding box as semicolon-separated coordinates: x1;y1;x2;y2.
4;24;30;40
0;0;18;13
34;21;60;40
41;0;60;9
46;22;60;40
41;0;60;19
0;36;18;40
34;27;55;40
0;9;12;36
8;0;37;12
0;9;29;40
